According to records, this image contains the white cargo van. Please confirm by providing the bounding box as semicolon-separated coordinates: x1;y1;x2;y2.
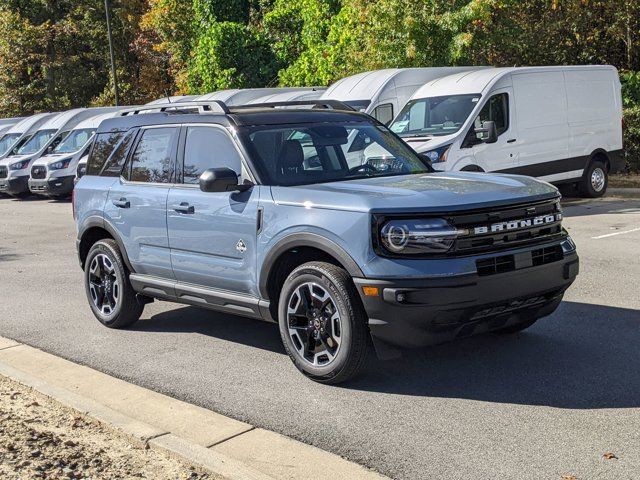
28;110;125;197
0;113;55;160
0;108;119;197
145;95;199;105
320;68;489;125
195;87;323;106
390;66;623;197
246;88;326;104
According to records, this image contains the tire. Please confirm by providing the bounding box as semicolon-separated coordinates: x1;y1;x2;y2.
278;261;370;384
84;238;143;329
494;318;537;334
579;160;608;198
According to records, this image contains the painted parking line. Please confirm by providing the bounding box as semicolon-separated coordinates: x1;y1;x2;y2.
592;227;640;239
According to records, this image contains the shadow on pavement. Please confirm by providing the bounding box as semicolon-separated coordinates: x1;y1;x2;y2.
562;197;640;217
134;300;639;409
132;305;285;354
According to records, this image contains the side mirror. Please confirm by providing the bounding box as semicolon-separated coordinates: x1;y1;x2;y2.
199;167;251;193
475;120;498;144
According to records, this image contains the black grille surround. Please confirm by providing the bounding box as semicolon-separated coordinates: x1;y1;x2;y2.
31;165;46;179
372;197;566;259
0;166;7;179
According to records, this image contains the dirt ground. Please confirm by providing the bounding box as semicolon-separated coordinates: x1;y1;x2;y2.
0;375;218;480
609;173;640;188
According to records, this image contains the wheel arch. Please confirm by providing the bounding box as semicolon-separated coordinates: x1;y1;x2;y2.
78;218;134;273
589;148;611;171
259;233;364;315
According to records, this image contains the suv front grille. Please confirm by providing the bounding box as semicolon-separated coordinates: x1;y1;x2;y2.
0;166;7;179
448;198;564;255
31;165;46;179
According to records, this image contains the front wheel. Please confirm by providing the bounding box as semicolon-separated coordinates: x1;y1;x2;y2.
579;160;608;198
278;262;370;384
84;239;143;328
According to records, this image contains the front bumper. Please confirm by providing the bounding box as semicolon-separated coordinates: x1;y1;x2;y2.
28;175;75;196
354;248;579;349
0;175;29;196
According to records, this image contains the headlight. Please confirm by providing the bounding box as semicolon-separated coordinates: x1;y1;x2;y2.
378;218;458;255
9;159;30;170
423;144;451;163
50;158;72;170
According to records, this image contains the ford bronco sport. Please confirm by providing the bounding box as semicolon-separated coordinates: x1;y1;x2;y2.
74;100;579;384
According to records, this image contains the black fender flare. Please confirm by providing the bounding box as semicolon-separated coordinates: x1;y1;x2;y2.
588;148;610;170
78;216;135;273
258;233;364;299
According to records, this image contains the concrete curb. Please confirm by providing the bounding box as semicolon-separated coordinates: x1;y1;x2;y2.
0;337;388;480
607;187;640;198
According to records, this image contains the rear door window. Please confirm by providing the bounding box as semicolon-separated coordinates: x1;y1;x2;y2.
125;127;178;183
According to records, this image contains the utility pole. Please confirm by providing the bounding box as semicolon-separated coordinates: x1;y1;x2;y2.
104;0;120;106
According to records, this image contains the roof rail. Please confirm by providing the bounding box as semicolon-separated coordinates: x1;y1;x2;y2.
119;101;230;116
229;100;356;112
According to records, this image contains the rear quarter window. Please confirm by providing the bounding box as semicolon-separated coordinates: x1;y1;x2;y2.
86;132;124;176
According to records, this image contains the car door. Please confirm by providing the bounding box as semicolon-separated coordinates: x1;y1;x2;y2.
104;126;179;279
469;90;519;172
167;124;260;295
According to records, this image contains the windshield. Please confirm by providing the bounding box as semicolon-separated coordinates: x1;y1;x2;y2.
239;121;432;186
390;94;481;137
16;129;57;155
53;128;95;154
344;100;371;112
0;133;21;156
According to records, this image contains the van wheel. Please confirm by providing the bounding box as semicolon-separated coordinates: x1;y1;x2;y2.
84;239;143;329
579;160;608;198
278;262;370;384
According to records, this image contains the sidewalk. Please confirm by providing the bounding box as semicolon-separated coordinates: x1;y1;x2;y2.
0;336;387;480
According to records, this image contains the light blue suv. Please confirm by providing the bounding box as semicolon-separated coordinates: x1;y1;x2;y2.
74;101;579;384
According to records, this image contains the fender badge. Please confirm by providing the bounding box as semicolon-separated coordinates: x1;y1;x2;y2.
236;240;247;253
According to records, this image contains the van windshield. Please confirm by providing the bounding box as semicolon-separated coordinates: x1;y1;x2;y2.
16;129;57;155
390;94;481;137
53;128;95;154
239;121;432;186
0;133;21;156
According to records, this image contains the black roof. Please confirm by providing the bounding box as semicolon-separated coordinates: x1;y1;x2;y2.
95;104;373;134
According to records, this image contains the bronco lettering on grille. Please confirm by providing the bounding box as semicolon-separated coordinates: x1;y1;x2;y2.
473;213;562;235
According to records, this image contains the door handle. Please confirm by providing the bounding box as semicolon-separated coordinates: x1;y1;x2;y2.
173;202;195;214
507;138;517;143
112;198;130;208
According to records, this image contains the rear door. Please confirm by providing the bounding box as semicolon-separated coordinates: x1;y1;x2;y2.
167;124;260;295
104;126;179;279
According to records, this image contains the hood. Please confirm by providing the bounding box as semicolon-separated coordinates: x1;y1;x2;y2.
31;154;68;167
271;172;558;214
400;133;458;153
0;154;32;167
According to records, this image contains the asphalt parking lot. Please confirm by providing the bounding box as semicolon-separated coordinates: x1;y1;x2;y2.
0;194;639;480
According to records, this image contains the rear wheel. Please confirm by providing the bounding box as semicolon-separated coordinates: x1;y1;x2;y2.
84;239;143;328
579;160;608;198
278;262;370;384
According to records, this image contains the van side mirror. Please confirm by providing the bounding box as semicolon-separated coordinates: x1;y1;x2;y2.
474;120;498;144
199;167;251;193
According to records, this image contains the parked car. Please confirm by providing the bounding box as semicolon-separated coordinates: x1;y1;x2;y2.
74;100;579;384
0;108;118;197
390;66;624;197
29;110;125;198
320;68;489;125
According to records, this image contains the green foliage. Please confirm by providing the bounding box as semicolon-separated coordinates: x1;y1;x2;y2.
193;0;250;24
624;107;640;172
621;72;640;108
189;21;280;92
